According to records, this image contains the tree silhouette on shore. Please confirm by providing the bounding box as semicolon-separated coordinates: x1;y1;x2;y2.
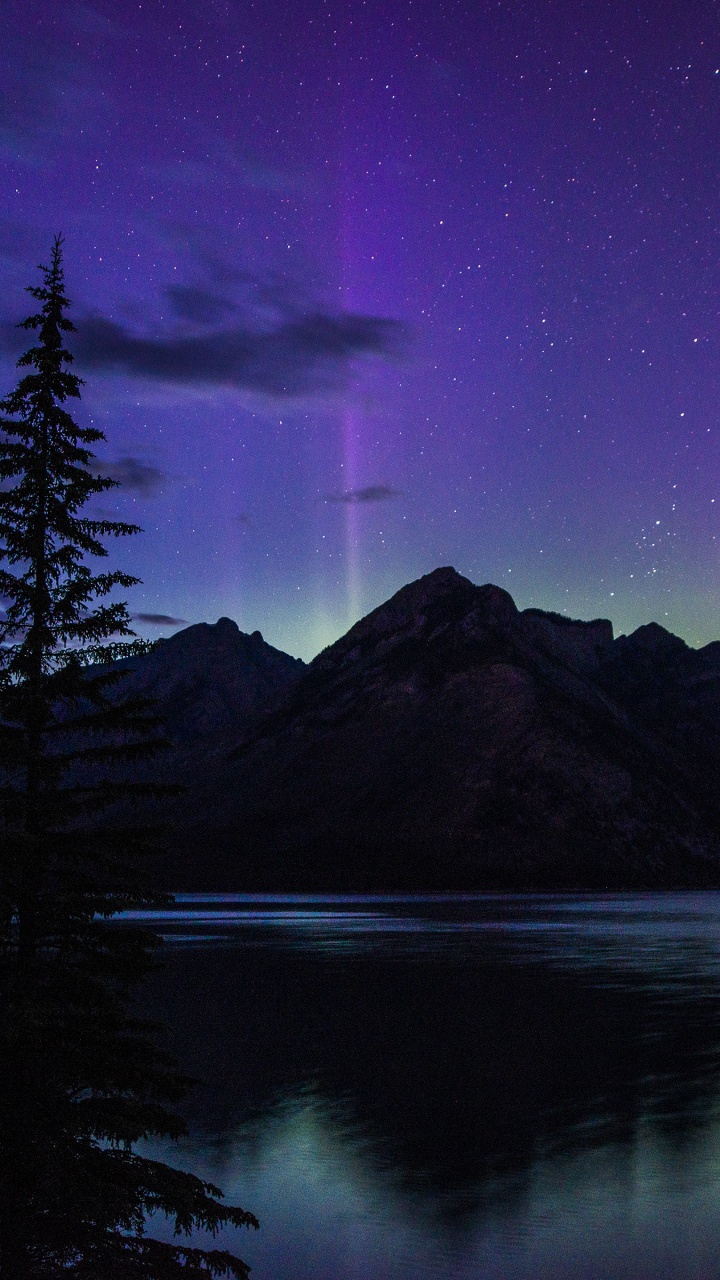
0;238;257;1277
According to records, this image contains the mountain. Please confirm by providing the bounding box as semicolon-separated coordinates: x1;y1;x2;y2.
595;622;720;804
109;616;305;776
150;568;720;890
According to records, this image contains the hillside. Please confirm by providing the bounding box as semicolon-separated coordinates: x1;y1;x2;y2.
142;568;720;890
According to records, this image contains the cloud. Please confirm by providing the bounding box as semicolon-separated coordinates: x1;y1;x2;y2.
132;613;187;627
0;218;46;266
164;285;236;325
1;22;113;168
146;150;305;196
88;456;166;496
75;311;406;397
323;485;403;504
0;318;32;357
234;156;303;192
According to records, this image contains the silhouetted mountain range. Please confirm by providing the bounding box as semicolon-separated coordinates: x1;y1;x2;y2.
112;568;720;889
111;615;304;775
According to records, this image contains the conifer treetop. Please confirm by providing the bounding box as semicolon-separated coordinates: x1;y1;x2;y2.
0;236;148;677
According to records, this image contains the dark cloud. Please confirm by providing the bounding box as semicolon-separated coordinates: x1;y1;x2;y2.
74;311;406;397
323;485;403;504
132;613;187;627
0;319;31;357
235;513;253;526
164;285;236;325
0;218;46;265
89;456;166;496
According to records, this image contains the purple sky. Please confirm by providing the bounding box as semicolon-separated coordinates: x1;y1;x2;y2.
2;0;720;658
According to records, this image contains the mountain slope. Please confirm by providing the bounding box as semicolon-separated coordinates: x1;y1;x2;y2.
110;617;305;773
161;568;720;890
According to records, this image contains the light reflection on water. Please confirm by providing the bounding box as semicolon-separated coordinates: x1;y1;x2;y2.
122;891;720;989
133;893;720;1278
146;1094;720;1280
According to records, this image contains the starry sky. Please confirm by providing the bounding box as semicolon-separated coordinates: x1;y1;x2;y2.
2;0;720;659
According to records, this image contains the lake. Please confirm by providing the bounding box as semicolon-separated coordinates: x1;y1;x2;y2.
125;892;720;1278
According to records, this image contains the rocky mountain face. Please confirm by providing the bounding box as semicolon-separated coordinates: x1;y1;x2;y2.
109;617;305;776
596;622;720;804
146;568;720;890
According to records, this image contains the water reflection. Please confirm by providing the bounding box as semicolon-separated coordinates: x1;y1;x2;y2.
123;891;720;984
147;1090;720;1279
135;894;720;1278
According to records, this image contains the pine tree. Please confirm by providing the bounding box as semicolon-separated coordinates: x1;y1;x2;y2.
0;239;257;1277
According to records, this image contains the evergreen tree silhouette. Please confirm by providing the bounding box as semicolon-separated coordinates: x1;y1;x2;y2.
0;239;257;1277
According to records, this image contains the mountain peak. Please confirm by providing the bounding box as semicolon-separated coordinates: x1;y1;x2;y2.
625;621;688;653
311;568;507;670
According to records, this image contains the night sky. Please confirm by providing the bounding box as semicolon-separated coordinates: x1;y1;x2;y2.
2;0;720;659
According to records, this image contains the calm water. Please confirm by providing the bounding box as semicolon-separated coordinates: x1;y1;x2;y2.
123;893;720;1279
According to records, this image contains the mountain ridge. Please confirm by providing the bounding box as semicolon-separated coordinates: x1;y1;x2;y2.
131;567;720;891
